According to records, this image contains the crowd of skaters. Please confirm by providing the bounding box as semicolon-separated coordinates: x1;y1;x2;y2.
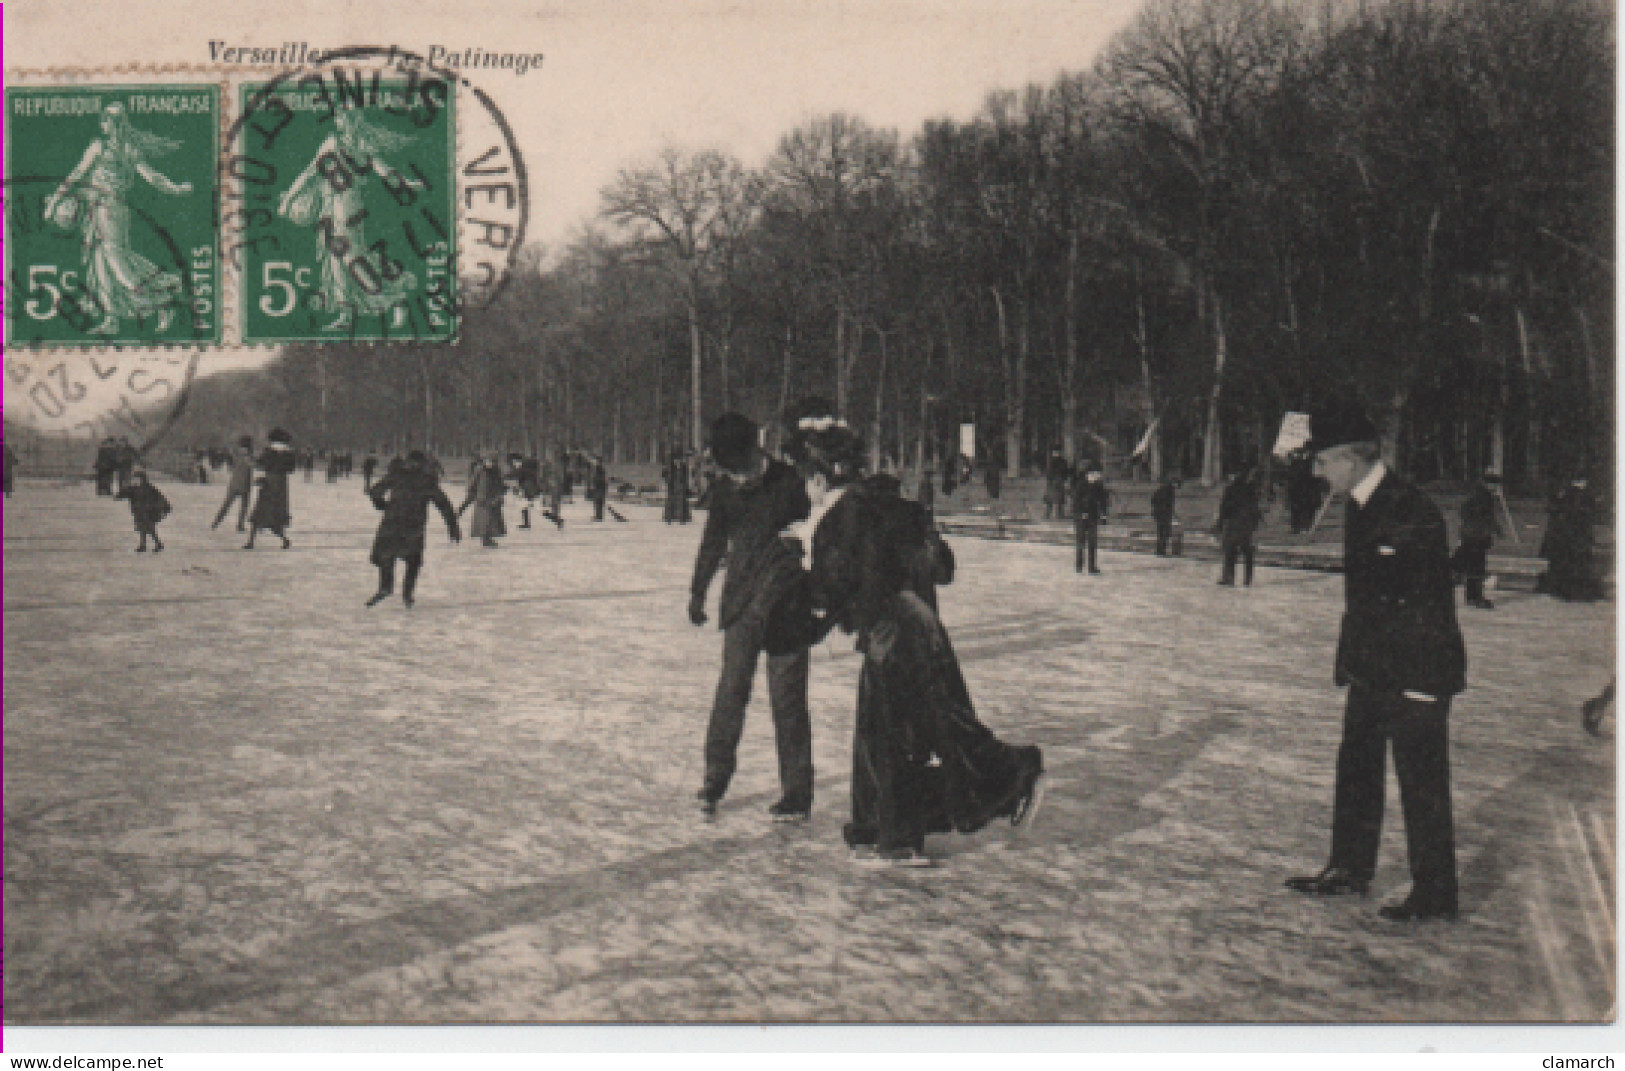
0;393;1612;887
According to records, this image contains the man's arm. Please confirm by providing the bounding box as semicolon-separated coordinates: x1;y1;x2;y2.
432;487;463;542
688;483;732;624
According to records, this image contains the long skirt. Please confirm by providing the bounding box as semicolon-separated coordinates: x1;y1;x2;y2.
847;591;1042;853
248;473;291;531
469;499;506;540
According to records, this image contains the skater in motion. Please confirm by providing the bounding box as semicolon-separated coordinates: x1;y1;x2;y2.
115;468;171;552
43;102;194;336
460;452;508;548
783;405;1044;868
244;428;297;550
1583;680;1614;737
365;450;460;609
211;436;256;531
689;412;816;821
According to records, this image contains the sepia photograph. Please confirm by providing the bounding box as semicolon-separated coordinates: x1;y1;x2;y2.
1;0;1616;1053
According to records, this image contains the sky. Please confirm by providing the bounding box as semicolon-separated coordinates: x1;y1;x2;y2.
6;0;1147;376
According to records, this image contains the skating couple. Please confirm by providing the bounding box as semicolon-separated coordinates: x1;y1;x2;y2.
687;404;1044;868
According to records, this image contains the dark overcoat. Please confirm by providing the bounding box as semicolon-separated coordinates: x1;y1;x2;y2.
1335;471;1466;698
369;466;460;564
249;444;297;530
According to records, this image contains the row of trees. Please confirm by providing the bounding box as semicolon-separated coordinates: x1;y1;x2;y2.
237;0;1611;489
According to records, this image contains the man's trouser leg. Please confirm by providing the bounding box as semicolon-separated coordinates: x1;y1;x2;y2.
1242;541;1255;585
1156;521;1170;555
702;615;763;798
1392;697;1457;907
1220;539;1238;583
1328;686;1387;882
1086;521;1099;570
766;646;813;806
1074;519;1085;572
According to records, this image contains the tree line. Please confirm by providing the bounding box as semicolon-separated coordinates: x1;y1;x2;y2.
244;0;1611;491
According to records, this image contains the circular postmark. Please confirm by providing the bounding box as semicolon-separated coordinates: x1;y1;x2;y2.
3;350;201;457
221;46;528;344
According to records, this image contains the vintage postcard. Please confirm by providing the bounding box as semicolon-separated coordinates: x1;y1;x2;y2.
1;0;1615;1053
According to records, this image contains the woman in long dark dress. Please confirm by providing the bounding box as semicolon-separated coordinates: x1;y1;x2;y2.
784;414;1044;868
244;427;297;550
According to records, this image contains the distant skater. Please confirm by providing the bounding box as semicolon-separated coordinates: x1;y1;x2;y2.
211;436;255;532
366;450;461;609
244;428;297;550
589;457;609;521
665;449;692;524
460;453;507;548
115;469;171;552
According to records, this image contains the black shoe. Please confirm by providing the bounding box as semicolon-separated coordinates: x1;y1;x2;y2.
1088;567;1101;575
153;542;164;553
1217;578;1235;586
1583;695;1609;735
1378;891;1458;921
842;822;877;850
135;545;148;553
281;537;291;550
1009;747;1046;827
768;797;811;823
1285;867;1370;897
365;591;390;608
403;593;415;609
697;784;724;817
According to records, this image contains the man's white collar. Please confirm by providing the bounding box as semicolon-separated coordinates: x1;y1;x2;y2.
1351;460;1387;507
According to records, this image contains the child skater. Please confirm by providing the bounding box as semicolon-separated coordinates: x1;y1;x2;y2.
366;450;461;608
116;468;172;552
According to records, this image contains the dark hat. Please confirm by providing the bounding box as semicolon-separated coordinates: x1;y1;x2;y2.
1306;399;1378;453
237;435;253;449
268;427;293;445
708;412;759;473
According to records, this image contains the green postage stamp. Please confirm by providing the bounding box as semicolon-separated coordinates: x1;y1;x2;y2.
235;77;457;343
5;84;222;348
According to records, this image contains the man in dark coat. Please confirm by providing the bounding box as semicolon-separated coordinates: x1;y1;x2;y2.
588;457;609;521
212;436;256;531
1151;475;1177;556
1215;468;1262;586
362;450;379;492
1455;475;1502;609
1044;451;1071;520
689;412;815;821
1070;463;1110;575
664;449;692;524
3;436;16;498
1287;399;1466;922
93;438;118;495
366;451;461;608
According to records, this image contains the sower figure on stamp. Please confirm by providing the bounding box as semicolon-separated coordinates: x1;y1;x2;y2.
688;412;816;822
366;450;461;609
115;468;171;552
1071;462;1109;575
244;428;297;550
212;436;255;531
1286;398;1466;922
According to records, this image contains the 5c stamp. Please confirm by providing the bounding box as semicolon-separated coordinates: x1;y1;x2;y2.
5;84;221;348
234;73;457;343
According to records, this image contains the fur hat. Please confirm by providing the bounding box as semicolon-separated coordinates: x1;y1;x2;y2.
784;397;864;482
